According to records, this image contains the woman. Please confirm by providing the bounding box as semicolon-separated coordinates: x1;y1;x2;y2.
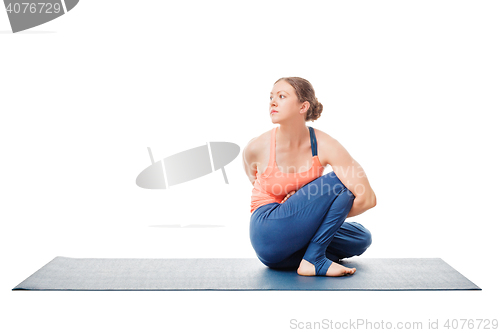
242;77;376;277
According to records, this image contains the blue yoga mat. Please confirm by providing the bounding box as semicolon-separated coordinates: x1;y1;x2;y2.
13;257;480;291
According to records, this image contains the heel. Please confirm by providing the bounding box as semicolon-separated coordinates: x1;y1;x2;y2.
302;242;332;276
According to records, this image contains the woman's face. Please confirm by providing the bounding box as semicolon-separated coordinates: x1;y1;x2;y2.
269;80;306;123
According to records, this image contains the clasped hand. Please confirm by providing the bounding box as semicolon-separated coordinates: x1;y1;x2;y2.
280;186;304;204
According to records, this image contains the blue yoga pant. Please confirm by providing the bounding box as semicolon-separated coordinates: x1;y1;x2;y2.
250;171;372;275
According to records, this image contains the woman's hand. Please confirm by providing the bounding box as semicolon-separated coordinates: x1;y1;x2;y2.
281;184;307;203
281;190;296;204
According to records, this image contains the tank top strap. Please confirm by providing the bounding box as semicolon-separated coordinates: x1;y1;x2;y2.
308;126;318;157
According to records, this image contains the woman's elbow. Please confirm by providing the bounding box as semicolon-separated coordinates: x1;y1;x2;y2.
369;192;377;208
357;191;376;209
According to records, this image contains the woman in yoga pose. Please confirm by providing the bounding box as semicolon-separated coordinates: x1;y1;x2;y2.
242;77;376;277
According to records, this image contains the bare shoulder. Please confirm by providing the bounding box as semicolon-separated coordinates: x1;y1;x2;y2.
242;129;274;178
313;128;338;145
243;129;272;165
313;128;350;166
244;129;271;154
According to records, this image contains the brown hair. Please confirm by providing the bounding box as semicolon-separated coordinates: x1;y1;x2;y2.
274;77;323;122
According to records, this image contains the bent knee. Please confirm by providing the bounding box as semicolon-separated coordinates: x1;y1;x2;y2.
359;229;372;254
311;171;349;192
351;223;372;255
360;229;372;254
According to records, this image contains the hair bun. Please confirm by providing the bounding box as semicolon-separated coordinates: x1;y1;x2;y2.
308;99;323;122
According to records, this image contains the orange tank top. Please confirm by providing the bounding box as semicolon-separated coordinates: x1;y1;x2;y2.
250;126;325;213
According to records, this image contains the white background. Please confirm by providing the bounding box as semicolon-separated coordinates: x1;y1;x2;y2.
1;0;499;332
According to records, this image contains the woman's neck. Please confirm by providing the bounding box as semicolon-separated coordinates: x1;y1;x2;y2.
276;122;310;149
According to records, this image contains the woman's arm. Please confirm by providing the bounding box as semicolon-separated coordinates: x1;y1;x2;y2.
346;194;375;218
242;138;259;186
319;132;376;218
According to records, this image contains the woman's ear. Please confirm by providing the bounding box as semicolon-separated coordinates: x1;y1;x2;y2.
300;101;310;115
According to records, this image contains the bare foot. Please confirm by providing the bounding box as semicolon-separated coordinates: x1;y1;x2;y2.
297;259;356;277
